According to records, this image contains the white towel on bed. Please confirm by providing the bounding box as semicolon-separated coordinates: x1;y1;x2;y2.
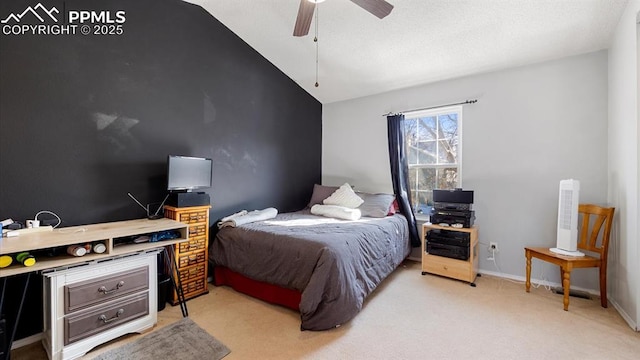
220;210;248;222
310;204;362;221
217;207;278;228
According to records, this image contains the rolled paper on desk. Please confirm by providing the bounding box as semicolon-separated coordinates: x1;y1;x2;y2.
16;252;36;267
67;245;87;257
0;255;12;268
93;242;106;254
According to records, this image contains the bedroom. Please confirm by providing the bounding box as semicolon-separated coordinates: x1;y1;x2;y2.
1;0;639;358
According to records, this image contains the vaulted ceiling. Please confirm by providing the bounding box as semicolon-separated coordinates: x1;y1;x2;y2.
184;0;629;104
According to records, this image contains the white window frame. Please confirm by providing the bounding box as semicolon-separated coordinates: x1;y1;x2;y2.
404;105;463;217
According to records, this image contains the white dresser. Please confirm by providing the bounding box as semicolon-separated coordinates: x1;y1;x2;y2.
42;251;159;360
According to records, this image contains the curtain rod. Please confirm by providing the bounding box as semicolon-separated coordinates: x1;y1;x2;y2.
382;99;478;116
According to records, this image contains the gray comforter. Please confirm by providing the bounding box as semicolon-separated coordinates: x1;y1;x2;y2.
209;210;411;330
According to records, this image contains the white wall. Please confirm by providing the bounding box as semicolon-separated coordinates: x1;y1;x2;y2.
607;0;640;330
324;51;609;290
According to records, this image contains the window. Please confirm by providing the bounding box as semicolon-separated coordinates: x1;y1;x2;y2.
403;106;462;215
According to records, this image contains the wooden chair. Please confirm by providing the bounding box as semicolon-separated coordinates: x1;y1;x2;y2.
525;204;615;311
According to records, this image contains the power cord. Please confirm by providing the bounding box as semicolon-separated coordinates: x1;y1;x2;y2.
481;241;552;290
487;246;496;261
530;267;552;291
34;210;62;228
486;247;526;286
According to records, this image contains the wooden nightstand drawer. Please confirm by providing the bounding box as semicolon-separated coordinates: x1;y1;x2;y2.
188;224;206;237
179;263;206;283
64;292;149;345
64;267;149;314
423;253;469;280
178;236;207;253
179;211;208;224
182;278;207;297
178;250;206;267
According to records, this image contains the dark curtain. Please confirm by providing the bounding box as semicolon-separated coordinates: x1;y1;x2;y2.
387;114;420;247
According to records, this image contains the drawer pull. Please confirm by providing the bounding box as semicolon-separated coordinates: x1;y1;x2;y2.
98;281;125;295
98;309;124;324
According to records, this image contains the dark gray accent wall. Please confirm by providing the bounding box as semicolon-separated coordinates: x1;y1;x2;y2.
0;0;321;225
0;0;321;339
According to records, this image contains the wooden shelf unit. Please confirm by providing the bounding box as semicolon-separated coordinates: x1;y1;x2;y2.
164;205;211;304
421;223;479;285
0;218;188;277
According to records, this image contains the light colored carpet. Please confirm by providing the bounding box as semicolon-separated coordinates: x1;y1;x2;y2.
12;260;640;359
89;317;230;360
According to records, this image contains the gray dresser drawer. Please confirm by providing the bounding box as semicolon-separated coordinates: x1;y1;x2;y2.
64;292;149;345
64;267;149;313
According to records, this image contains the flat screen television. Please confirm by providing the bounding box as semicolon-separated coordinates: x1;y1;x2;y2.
167;155;212;192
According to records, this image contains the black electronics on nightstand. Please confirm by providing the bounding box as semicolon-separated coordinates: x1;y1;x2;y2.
430;189;475;228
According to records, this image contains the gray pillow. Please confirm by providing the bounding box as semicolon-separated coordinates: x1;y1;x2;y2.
357;192;396;218
306;184;339;208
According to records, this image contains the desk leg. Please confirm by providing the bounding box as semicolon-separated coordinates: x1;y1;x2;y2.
0;273;31;360
163;247;188;318
525;250;531;292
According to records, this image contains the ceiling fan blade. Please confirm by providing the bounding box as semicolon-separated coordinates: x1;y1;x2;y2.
293;0;316;37
350;0;394;19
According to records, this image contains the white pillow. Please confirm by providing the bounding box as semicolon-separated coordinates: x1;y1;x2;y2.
323;183;364;208
311;204;362;221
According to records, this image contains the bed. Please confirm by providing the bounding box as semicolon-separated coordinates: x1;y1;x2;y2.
209;185;411;331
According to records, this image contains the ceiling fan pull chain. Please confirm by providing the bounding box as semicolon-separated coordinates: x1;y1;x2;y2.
314;4;319;87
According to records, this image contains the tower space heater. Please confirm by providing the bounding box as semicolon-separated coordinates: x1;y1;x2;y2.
550;179;585;257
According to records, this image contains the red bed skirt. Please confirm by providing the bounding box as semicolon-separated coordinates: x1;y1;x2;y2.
213;266;301;311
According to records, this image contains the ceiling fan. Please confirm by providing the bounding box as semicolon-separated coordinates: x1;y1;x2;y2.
293;0;394;37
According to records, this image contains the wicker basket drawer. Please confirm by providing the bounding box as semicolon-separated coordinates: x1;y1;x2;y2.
188;224;206;237
182;278;207;296
179;211;208;224
179;264;206;283
178;236;206;253
64;267;148;314
64;292;149;345
178;251;206;268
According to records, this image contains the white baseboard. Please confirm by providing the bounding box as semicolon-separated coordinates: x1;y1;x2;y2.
479;269;639;332
609;298;639;331
478;269;600;296
11;332;42;350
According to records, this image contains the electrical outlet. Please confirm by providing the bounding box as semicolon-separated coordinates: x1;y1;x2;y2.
489;242;499;252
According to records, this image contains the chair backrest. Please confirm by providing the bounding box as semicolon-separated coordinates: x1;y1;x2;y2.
577;204;615;259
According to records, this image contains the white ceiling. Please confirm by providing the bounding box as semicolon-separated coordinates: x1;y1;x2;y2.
184;0;629;104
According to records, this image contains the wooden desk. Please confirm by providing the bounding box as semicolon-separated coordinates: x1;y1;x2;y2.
0;218;188;277
0;218;189;360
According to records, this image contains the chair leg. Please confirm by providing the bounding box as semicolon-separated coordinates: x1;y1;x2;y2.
562;268;571;311
599;265;608;308
525;250;531;292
